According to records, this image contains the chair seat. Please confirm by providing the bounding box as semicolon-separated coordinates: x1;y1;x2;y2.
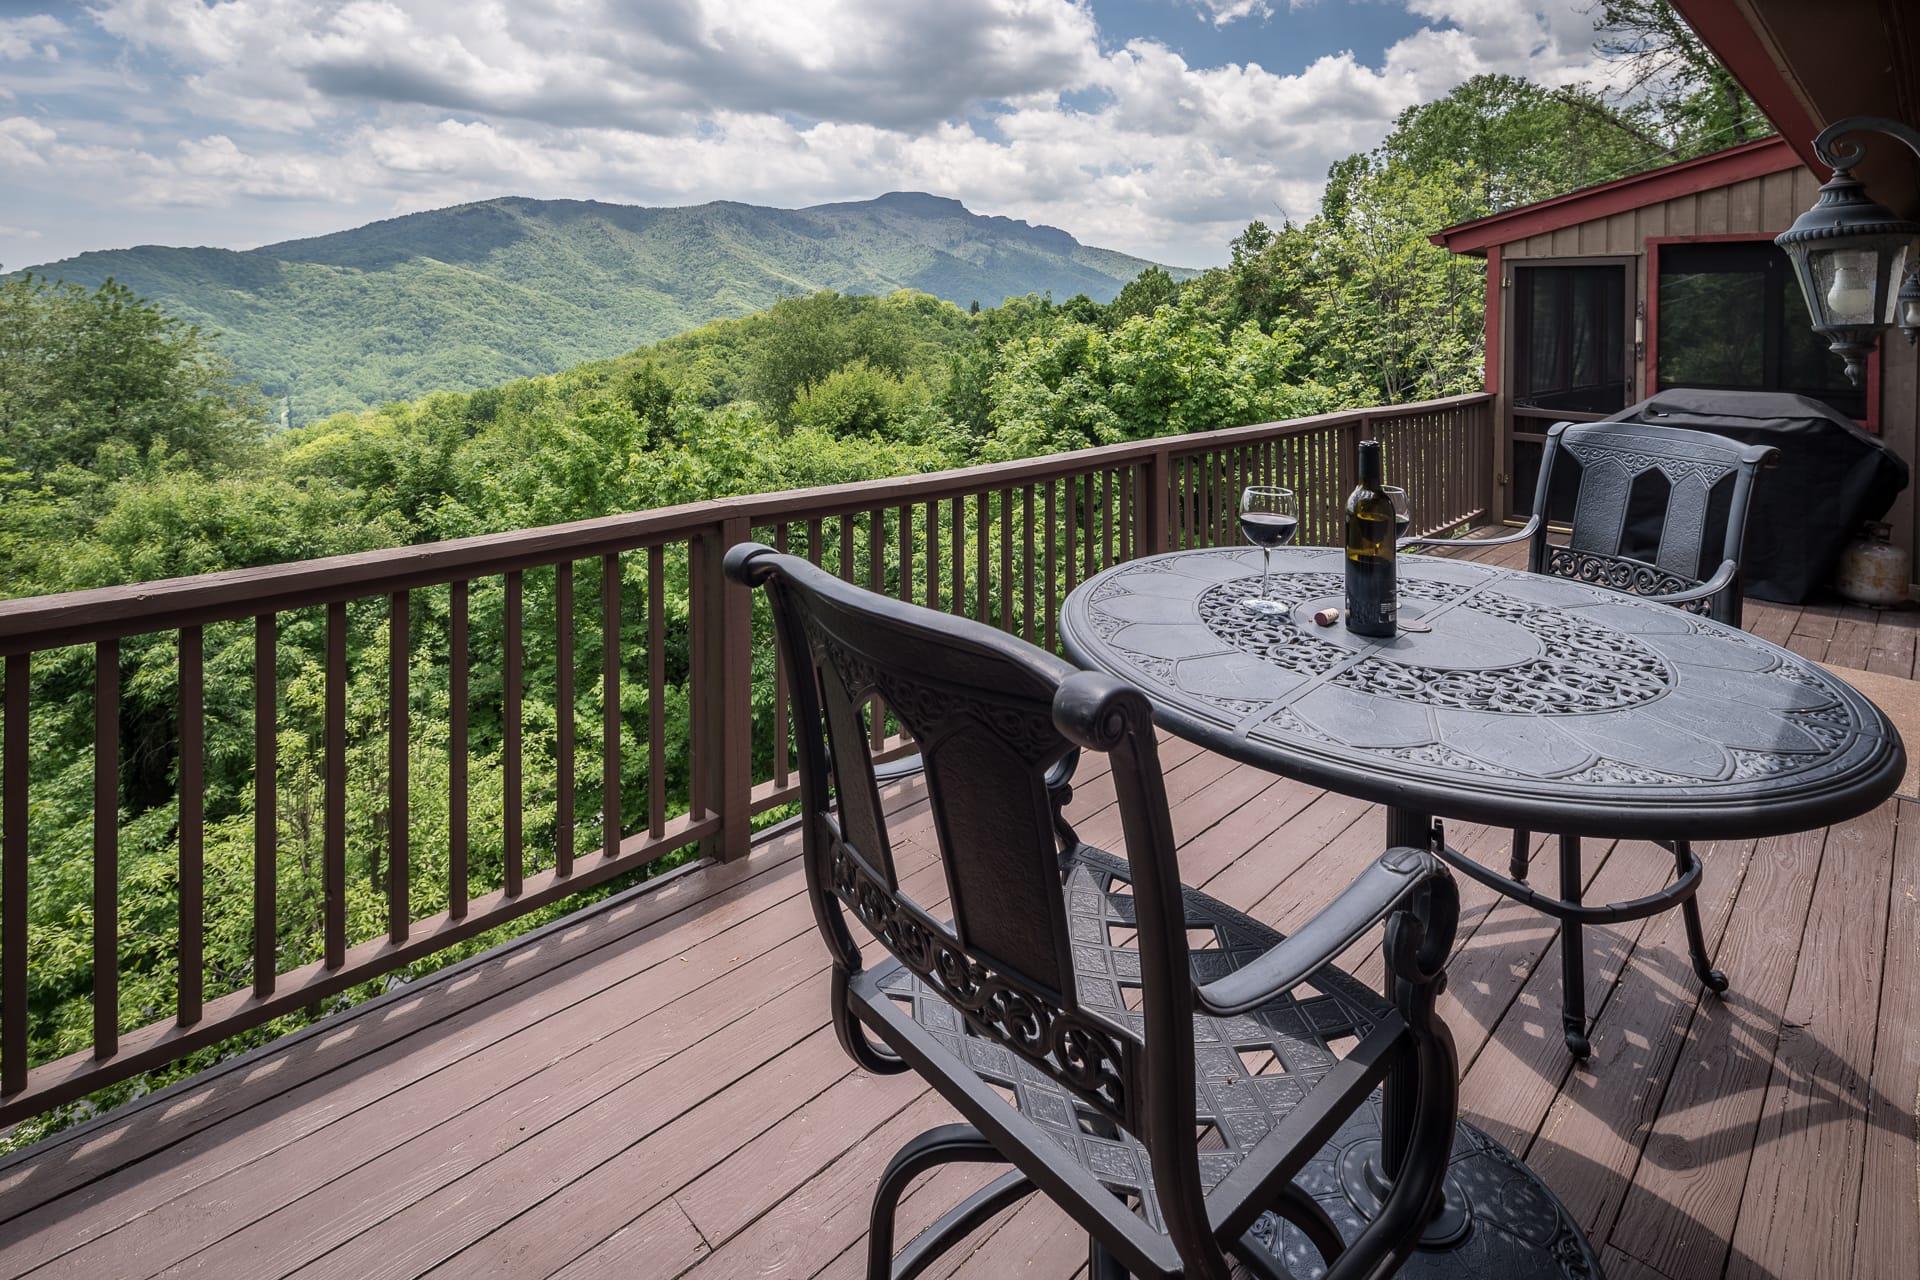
867;844;1603;1278
868;844;1390;1239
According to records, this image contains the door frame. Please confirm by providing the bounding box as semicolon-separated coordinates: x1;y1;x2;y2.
1501;255;1639;522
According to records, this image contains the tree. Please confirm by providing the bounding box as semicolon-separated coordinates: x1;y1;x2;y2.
1109;266;1182;325
1346;74;1665;221
0;275;266;481
1595;0;1767;151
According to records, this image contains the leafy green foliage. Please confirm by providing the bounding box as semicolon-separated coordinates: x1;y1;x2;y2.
1597;0;1769;151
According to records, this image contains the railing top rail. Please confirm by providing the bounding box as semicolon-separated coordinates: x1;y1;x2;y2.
0;394;1491;652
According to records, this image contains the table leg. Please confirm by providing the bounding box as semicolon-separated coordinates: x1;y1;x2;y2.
1380;806;1436;1177
1348;804;1470;1246
1379;806;1434;1176
1559;835;1591;1060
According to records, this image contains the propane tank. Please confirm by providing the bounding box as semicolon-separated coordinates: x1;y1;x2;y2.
1834;521;1912;607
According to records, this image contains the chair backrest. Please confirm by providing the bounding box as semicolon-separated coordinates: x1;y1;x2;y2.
1529;418;1776;622
725;543;1217;1257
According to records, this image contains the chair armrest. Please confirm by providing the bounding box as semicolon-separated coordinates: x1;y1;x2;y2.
1399;514;1539;553
1193;847;1445;1017
1646;559;1736;608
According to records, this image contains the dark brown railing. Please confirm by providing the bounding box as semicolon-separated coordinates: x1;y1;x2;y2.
0;393;1491;1126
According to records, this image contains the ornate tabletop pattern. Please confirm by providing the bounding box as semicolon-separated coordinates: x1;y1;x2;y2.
1060;547;1903;838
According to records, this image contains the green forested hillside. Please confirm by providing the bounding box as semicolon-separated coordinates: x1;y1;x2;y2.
14;193;1187;424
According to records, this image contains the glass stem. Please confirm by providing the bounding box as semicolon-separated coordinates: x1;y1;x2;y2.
1261;548;1271;602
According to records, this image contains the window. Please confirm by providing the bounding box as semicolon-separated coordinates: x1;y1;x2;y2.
1656;241;1865;420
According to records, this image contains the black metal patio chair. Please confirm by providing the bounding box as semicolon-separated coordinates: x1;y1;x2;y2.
726;542;1467;1280
1403;418;1778;1058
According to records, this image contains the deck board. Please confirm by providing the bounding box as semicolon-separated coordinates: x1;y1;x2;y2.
2;536;1917;1280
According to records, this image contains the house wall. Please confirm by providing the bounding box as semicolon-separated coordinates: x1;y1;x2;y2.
1492;164;1920;574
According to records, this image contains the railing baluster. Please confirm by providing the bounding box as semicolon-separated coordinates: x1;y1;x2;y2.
898;502;913;605
1022;484;1035;644
94;640;118;1058
839;515;855;584
555;564;573;879
602;555;621;858
950;497;964;620
254;616;277;995
1066;477;1080;598
998;487;1012;631
868;510;886;752
4;654;29;1094
1101;469;1115;568
324;603;346;968
178;626;203;1027
975;492;990;624
450;583;468;917
924;500;939;611
1044;481;1059;650
388;593;410;943
647;546;666;841
686;543;707;821
504;572;523;896
773;526;790;790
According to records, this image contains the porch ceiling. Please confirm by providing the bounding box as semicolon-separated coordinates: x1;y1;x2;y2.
1677;0;1920;216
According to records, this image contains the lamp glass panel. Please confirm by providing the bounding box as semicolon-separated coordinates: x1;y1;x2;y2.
1813;247;1880;324
1881;242;1911;324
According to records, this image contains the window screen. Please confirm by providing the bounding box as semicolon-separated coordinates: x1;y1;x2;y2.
1657;241;1865;420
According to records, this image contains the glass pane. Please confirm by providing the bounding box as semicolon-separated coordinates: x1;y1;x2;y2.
1524;274;1565;398
1658;240;1866;419
1658;268;1767;387
1516;265;1626;413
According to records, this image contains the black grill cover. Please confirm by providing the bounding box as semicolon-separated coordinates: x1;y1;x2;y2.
1604;389;1908;604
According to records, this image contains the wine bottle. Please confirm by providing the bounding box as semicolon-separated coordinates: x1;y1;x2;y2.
1344;440;1396;637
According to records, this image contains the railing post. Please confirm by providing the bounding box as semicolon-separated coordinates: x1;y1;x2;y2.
1141;448;1170;556
700;515;754;861
1477;397;1497;521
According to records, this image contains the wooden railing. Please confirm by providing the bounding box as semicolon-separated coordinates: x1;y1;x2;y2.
0;392;1491;1126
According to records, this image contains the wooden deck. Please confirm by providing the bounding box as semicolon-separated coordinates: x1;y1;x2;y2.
1;538;1916;1280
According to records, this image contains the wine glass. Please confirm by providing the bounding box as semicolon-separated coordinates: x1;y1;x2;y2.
1239;486;1297;614
1384;485;1411;542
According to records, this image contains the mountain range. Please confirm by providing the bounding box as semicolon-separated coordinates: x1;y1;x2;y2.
18;192;1186;424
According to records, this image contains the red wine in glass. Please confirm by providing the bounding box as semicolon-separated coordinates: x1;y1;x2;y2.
1239;486;1296;614
1239;511;1299;547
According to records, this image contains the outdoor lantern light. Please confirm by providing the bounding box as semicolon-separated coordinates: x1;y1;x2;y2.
1776;115;1920;385
1900;266;1920;343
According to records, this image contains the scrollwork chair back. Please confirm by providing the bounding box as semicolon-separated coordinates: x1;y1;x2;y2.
1531;419;1778;624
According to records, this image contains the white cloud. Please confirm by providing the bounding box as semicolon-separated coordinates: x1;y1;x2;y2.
5;1;1621;269
1184;1;1274;26
0;13;66;60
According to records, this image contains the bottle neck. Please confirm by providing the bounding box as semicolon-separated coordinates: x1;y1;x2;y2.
1357;440;1383;488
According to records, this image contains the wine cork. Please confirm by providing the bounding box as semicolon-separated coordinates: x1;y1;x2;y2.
1312;607;1339;626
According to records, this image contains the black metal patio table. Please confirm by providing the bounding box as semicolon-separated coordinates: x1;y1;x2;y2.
1058;543;1904;1275
1061;546;1902;850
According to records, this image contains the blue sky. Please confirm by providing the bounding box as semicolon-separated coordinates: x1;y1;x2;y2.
0;2;1612;271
